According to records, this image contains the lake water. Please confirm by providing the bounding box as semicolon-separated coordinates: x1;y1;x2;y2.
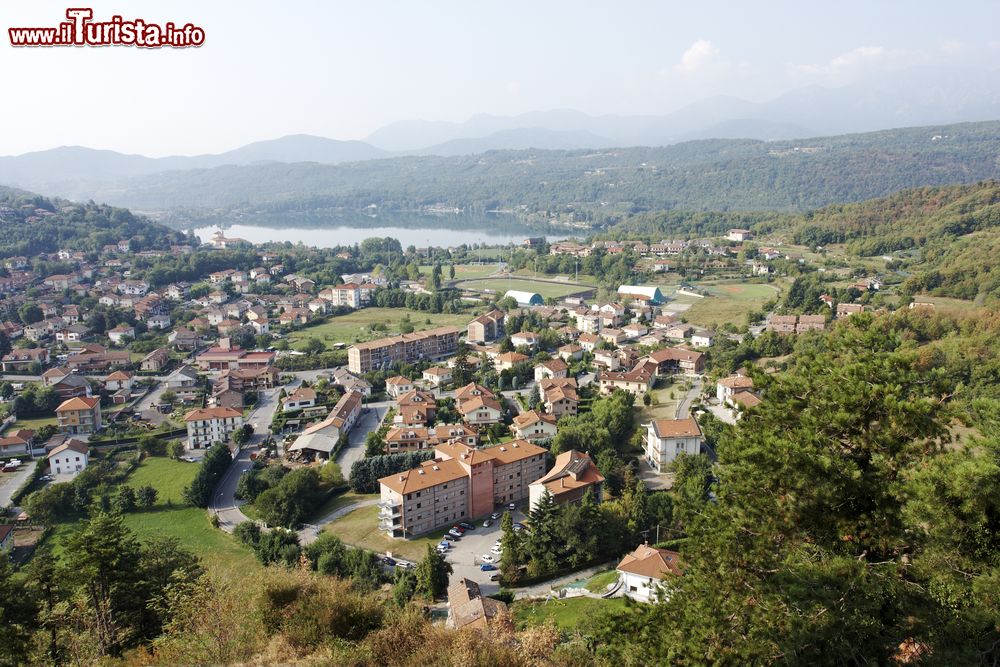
192;220;570;249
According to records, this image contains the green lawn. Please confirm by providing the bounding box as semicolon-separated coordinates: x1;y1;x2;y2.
912;294;980;312
323;503;449;561
286;308;472;348
678;281;782;328
42;456;257;574
6;415;57;432
512;596;629;630
584;569;620;594
455;277;591;300
634;386;680;428
422;263;501;281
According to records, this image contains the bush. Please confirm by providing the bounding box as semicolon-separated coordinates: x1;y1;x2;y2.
255;468;323;529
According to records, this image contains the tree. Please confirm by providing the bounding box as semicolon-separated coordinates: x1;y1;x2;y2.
301;338;326;355
114;485;137;513
166;440;185;460
0;559;37;667
232;423;253;447
160;390;178;405
392;567;418;606
18;303;43;324
183;443;232;508
255;468;323;529
525;490;561;576
136;484;158;508
414;543;452;600
499;510;522;583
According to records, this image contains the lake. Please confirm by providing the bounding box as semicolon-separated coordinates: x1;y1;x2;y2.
192;219;570;249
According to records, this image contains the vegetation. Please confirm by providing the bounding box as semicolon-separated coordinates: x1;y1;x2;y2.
182;443;232;508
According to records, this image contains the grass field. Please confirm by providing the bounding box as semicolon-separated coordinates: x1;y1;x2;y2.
323;503;449;561
912;294;980;312
42;456;257;574
422;263;500;281
678;281;782;328
6;415;57;432
455;277;591;300
512;596;629;630
287;308;472;348
634;386;680;429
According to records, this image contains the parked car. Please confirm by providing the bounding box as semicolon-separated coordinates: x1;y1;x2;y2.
480;563;497;571
482;519;493;528
490;573;502;582
507;503;516;511
437;541;451;549
447;530;462;539
480;554;495;564
491;545;502;555
459;522;475;531
442;533;458;542
451;525;466;533
382;557;397;567
490;512;501;520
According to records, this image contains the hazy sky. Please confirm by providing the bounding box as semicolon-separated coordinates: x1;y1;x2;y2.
2;0;998;156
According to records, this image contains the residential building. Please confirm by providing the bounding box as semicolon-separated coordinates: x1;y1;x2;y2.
48;439;89;476
510;331;540;349
107;324;135;345
1;348;49;372
347;326;462;374
538;377;579;417
557;343;583;362
717;374;755;406
165;365;200;402
0;430;34;457
288;390;364;460
796;314;827;333
598;367;654;395
104;370;134;393
55;396;102;435
837;303;865;318
378;439;547;537
283;387;317;412
512;410;558;443
183;407;244;450
140;347;170;372
529;450;605;509
447;578;511;631
616;544;683;603
768;315;799;334
467;309;506;343
644;418;704;472
385;376;414;399
691;330;715;348
42;368;92;399
534;358;569;382
383;423;478;454
646;348;706;375
727;229;752;242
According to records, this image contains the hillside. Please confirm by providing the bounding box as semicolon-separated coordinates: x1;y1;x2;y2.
51;120;1000;225
0;187;191;258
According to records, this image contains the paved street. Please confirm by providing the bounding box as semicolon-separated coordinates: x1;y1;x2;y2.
0;459;39;509
675;376;703;418
211;387;281;532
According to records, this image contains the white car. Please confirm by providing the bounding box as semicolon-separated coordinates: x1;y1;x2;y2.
480;554;495;563
491;545;502;555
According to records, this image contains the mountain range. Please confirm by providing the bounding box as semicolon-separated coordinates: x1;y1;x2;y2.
1;64;999;200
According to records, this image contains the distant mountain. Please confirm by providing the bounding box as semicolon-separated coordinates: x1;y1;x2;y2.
0;135;389;195
417;128;616;155
62;121;1000;226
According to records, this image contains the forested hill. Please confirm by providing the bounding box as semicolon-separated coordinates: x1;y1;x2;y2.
0;187;192;258
54;120;1000;226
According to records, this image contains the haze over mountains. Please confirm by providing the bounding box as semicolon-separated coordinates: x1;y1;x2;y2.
0;65;998;215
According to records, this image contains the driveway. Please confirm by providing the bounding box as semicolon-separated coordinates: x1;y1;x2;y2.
133;381;169;425
675;376;703;418
336;401;391;479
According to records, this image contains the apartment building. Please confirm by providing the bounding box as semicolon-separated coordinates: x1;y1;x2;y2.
55;396;102;435
183;406;244;450
347;326;461;373
378;439;547;538
467;309;505;343
644;417;704;473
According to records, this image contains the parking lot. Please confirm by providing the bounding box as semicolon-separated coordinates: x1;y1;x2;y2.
440;507;528;595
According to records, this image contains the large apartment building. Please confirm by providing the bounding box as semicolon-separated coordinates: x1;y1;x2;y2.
183;406;244;450
467;309;505;343
644;417;704;472
348;326;461;373
378;439;547;538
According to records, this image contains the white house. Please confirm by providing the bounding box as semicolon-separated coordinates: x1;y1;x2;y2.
48;439;89;476
716;374;754;405
282;387;317;412
616;544;682;603
385;376;413;399
644;417;704;473
690;330;715;348
183;407;244;450
422;366;453;388
511;410;558;443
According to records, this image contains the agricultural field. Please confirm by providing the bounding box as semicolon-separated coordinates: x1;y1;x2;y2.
911;294;980;312
5;415;57;432
286;308;472;348
322;503;449;561
455;277;593;300
512;596;629;630
675;281;782;328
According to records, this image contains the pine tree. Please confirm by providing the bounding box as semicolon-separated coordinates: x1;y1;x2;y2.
414;544;452;600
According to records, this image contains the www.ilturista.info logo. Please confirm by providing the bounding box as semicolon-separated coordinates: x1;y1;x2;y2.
9;8;205;48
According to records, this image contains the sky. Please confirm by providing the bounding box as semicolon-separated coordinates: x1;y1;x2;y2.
1;0;998;156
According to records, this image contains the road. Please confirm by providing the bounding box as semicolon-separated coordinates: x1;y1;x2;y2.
133;381;170;425
210;387;282;532
675;376;703;418
0;459;39;509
